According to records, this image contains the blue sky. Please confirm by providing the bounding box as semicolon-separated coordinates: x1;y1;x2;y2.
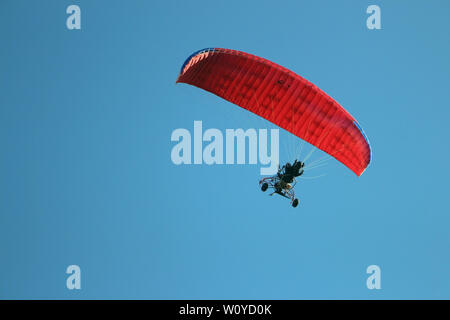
0;0;449;299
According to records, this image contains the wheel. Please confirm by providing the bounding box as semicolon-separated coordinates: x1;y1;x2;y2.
292;198;299;208
261;183;268;192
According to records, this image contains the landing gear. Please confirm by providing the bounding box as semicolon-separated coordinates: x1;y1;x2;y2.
259;176;300;207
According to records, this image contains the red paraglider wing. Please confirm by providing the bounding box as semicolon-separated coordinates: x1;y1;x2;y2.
177;48;371;176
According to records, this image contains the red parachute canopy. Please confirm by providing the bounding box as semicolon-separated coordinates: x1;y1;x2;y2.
177;48;371;176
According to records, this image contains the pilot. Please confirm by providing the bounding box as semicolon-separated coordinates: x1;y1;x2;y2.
282;160;304;183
